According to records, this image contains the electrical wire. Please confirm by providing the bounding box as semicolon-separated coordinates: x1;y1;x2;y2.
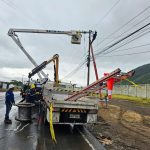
61;60;87;80
96;50;150;57
107;43;150;54
94;22;150;57
62;24;150;80
101;28;150;56
93;0;121;28
95;14;150;53
95;5;150;48
0;0;46;28
61;34;89;80
115;14;150;38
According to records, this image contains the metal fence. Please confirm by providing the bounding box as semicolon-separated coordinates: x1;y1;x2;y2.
113;84;150;98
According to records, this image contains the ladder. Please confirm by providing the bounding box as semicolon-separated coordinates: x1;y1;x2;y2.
65;68;121;101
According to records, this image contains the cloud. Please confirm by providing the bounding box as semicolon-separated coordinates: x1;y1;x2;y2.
0;0;150;86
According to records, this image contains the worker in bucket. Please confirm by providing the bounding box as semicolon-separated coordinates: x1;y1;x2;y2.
4;84;15;124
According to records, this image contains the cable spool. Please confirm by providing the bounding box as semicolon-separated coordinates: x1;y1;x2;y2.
15;103;35;122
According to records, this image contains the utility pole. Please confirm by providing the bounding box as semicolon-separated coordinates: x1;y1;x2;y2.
87;30;91;86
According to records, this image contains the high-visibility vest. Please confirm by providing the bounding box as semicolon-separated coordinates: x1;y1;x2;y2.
104;73;115;100
36;82;42;88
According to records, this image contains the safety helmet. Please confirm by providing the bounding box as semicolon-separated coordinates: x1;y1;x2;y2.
104;73;109;76
30;83;35;89
9;84;15;89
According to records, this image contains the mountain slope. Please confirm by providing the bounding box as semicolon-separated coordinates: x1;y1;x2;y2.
120;63;150;84
131;63;150;84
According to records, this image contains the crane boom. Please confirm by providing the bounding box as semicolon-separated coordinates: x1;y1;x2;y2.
10;35;45;79
28;54;59;85
8;28;90;36
8;28;91;79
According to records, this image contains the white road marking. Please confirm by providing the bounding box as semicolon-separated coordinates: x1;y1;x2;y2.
13;123;22;131
15;123;30;133
78;130;96;150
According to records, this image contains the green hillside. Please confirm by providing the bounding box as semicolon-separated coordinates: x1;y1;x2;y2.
122;63;150;84
131;63;150;84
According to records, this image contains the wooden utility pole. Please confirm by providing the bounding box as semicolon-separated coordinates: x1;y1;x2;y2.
87;31;91;86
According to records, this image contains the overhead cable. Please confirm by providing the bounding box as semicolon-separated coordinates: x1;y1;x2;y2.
95;6;150;47
96;50;150;57
107;43;150;53
101;28;150;55
93;0;121;28
95;14;150;52
94;22;150;57
61;60;86;80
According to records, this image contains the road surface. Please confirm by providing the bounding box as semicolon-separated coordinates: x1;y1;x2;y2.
0;92;105;150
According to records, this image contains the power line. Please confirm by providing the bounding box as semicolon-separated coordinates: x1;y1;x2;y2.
115;14;150;38
94;22;150;57
93;0;121;28
102;28;150;55
107;43;150;53
63;24;150;79
0;0;46;28
61;60;86;80
95;14;150;52
95;5;150;47
61;36;89;80
96;50;150;57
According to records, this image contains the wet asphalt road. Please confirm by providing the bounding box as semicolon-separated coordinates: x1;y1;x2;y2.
0;121;93;150
0;92;98;150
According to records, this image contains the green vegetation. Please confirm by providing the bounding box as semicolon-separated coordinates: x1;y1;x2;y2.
120;63;150;85
10;80;22;86
0;89;7;92
0;80;22;92
113;94;150;106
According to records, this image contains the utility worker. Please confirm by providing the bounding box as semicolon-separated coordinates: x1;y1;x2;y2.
4;84;15;124
26;83;37;103
104;73;115;100
35;79;42;92
20;82;30;100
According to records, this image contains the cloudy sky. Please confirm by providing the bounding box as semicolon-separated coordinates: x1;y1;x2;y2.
0;0;150;86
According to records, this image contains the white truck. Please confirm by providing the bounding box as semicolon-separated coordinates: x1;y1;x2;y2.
8;28;123;126
42;82;98;125
42;68;121;125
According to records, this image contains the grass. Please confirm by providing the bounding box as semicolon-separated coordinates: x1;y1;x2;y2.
112;94;150;106
0;89;7;92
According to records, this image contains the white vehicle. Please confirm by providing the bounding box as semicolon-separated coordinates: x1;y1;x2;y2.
8;28;124;126
43;82;98;125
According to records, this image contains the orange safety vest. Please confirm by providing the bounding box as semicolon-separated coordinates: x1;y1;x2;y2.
104;73;115;100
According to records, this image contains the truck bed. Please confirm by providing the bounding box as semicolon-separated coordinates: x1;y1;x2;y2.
43;90;98;110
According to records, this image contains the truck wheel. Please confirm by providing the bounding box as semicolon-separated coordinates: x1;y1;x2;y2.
43;111;49;126
44;118;49;126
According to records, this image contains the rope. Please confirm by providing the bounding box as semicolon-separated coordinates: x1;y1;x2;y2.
124;78;142;88
49;103;57;143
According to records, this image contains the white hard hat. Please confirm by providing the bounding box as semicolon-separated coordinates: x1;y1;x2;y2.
9;84;15;89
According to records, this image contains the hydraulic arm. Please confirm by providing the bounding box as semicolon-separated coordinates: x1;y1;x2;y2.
8;28;90;79
28;54;59;85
